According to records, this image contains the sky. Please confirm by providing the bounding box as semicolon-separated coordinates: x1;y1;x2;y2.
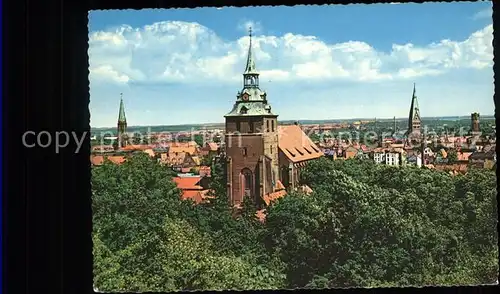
88;2;494;127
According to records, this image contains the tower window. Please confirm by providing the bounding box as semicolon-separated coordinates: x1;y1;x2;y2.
242;168;253;198
236;121;241;132
270;145;273;154
249;121;255;133
272;120;275;132
266;120;270;132
242;147;248;156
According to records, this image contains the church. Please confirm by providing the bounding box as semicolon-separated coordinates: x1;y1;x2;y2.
222;28;323;207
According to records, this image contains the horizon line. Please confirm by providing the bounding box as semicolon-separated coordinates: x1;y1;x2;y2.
90;114;495;130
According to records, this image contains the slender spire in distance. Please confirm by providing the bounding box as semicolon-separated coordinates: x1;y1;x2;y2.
411;83;420;118
407;83;422;136
118;93;127;123
412;83;419;109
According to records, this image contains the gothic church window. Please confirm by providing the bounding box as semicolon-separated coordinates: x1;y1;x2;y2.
242;168;253;197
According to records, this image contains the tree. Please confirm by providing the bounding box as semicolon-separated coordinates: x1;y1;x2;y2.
92;152;188;251
193;134;205;147
110;217;285;291
200;153;214;166
93;148;498;290
309;133;320;143
282;158;499;287
264;190;341;287
127;135;142;145
447;149;458;163
93;233;125;291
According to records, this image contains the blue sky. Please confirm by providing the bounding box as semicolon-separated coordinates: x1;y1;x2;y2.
89;2;493;127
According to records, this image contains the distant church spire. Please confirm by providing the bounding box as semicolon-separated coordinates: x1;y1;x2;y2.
118;93;127;123
392;116;397;137
243;27;259;88
117;93;128;149
407;83;421;136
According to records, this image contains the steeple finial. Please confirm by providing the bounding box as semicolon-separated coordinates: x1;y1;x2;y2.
118;93;127;123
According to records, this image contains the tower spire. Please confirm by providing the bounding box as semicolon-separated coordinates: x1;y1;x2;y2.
244;26;258;76
118;93;127;123
407;83;422;137
117;93;128;149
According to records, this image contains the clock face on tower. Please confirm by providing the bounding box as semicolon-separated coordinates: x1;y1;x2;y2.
242;93;249;101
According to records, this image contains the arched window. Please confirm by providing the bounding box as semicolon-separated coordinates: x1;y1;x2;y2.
241;168;253;197
281;165;290;188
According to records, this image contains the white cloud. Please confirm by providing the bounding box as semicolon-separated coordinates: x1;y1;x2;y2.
88;21;493;85
90;65;130;83
472;7;492;20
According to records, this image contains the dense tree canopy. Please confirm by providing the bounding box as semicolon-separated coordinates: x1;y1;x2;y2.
93;154;498;291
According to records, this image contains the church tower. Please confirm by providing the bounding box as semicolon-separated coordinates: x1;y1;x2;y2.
407;83;422;139
117;93;127;149
471;112;480;135
224;27;279;206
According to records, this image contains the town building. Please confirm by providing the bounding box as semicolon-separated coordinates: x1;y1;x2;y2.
172;174;212;204
370;147;406;166
223;28;322;206
406;153;422;167
90;155;127;166
469;145;496;169
160;151;197;172
200;142;219;157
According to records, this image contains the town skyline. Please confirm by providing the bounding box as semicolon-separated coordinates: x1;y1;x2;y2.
90;114;495;130
89;2;493;127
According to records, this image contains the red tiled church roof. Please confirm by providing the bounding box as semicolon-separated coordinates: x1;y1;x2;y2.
278;125;323;163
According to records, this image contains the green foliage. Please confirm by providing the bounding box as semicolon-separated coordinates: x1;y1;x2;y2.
447;149;458;163
200;153;214;166
193;134;205;147
295;157;498;287
93;233;124;291
92;152;186;251
93;152;498;291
